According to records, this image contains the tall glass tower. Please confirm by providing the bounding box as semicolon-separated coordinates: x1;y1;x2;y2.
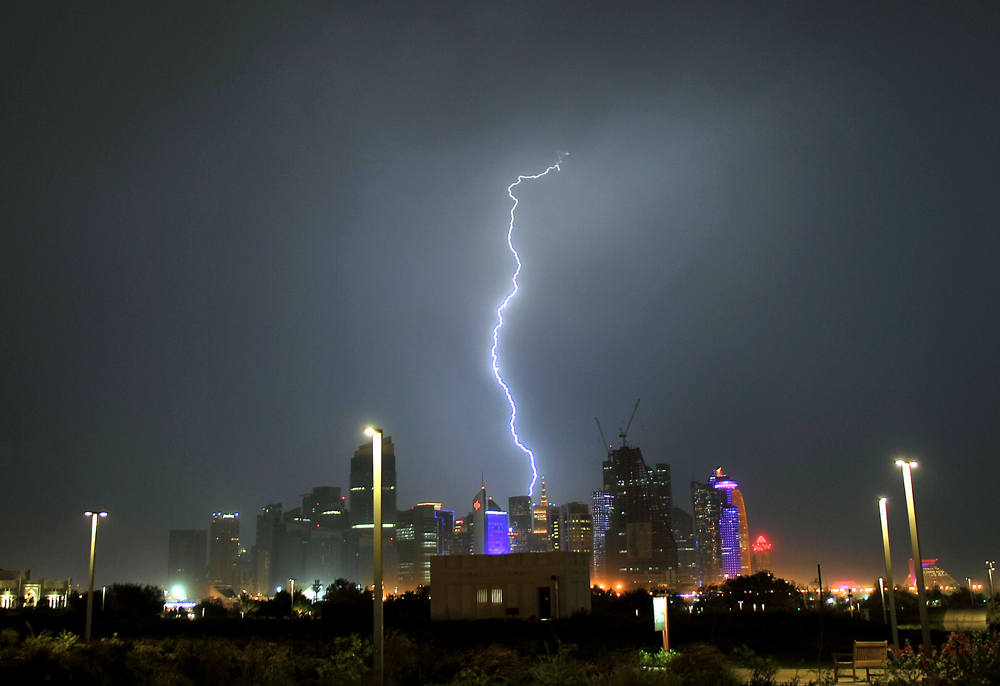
691;467;749;584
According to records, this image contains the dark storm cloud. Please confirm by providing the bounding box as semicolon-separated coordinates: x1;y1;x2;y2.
2;2;997;586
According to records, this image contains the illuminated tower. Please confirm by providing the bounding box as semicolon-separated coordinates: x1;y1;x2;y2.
209;512;239;588
558;502;593;553
691;467;747;584
471;485;510;555
752;535;772;571
508;495;533;553
532;476;549;533
396;503;444;589
591;490;613;583
731;488;751;576
691;481;722;584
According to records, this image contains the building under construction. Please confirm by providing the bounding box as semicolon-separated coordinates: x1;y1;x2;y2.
594;402;678;589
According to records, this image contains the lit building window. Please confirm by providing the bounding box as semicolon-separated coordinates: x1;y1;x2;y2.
491;588;503;603
477;589;488;603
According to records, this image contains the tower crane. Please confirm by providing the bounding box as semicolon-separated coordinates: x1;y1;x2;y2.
618;399;640;448
594;417;612;456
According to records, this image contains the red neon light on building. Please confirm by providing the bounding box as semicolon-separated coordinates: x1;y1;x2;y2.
752;535;771;552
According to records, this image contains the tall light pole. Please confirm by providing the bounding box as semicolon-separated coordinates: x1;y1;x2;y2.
987;561;996;600
288;578;296;617
896;459;931;653
878;497;899;649
83;510;107;643
364;427;384;686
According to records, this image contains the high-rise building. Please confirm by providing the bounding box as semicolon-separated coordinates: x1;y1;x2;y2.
558;502;593;554
255;503;282;594
397;503;445;589
670;507;698;584
691;467;749;585
590;491;613;583
209;513;240;588
650;464;678;569
751;535;772;572
234;548;255;593
602;444;677;588
167;529;207;598
532;477;549;534
349;436;397;587
691;480;721;584
730;488;751;576
471;486;510;555
508;495;533;553
433;508;455;556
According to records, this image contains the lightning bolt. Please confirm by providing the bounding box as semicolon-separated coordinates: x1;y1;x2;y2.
490;152;568;496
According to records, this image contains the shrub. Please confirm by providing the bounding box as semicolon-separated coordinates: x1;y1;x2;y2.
666;644;740;686
881;632;1000;686
730;645;779;686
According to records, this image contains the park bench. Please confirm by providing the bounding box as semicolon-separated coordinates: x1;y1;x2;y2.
832;641;889;682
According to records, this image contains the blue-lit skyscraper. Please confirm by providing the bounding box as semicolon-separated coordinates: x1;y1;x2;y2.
691;467;749;585
471;486;510;555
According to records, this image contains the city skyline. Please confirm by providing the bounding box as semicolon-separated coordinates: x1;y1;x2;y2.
3;4;997;592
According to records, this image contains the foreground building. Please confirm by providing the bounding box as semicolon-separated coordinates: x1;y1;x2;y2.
430;551;591;620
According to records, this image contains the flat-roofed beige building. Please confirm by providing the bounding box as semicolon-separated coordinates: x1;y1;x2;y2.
430;551;590;620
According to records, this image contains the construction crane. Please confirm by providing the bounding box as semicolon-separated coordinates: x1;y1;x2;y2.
618;399;640;448
594;417;612;456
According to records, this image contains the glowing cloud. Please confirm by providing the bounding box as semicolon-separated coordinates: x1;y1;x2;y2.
490;153;567;496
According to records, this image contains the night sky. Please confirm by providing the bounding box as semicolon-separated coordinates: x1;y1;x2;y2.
3;3;998;590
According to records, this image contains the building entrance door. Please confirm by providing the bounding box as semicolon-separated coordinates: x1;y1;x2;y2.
537;587;551;620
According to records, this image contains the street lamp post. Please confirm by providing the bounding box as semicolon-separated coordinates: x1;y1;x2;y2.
83;511;107;643
987;561;996;600
878;497;899;649
289;578;296;617
364;427;384;686
896;459;931;653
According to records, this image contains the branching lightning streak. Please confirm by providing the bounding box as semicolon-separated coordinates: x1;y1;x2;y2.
490;152;567;497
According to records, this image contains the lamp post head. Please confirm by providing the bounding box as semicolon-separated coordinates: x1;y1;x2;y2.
364;427;382;437
879;497;888;505
84;511;108;517
894;459;918;468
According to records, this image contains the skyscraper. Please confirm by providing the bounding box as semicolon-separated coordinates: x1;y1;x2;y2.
691;467;749;585
167;529;207;598
471;486;510;555
602;443;677;588
209;513;239;588
349;435;397;586
508;495;533;553
590;490;613;583
255;503;282;594
730;487;751;576
558;502;593;554
751;535;772;572
396;503;444;589
532;476;549;534
670;507;698;584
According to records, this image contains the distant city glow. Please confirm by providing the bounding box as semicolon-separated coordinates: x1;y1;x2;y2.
489;153;567;496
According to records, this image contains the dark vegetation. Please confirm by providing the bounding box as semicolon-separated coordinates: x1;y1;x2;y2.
1;578;996;685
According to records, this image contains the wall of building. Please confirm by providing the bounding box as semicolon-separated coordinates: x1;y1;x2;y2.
430;551;591;621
